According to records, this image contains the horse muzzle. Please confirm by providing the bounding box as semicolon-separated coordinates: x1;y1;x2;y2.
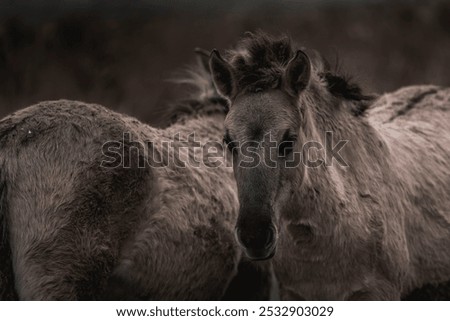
234;224;278;261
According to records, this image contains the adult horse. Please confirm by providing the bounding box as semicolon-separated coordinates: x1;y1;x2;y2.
0;53;272;300
209;32;450;300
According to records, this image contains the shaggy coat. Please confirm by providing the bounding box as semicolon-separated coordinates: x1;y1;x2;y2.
210;32;450;300
0;59;271;300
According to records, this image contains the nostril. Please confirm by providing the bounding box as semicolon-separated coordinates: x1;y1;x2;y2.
234;221;278;260
265;228;274;247
235;225;277;251
264;226;277;249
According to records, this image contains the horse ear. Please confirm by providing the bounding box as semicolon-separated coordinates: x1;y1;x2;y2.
194;47;211;73
209;49;235;98
285;50;311;95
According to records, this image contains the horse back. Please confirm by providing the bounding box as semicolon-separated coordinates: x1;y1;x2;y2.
368;86;450;289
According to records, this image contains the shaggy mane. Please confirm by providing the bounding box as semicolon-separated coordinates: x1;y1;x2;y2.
165;57;229;126
225;31;374;116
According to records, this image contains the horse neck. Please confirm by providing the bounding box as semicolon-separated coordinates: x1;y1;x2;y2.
288;94;387;221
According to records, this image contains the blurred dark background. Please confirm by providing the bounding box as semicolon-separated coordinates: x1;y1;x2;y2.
0;0;449;126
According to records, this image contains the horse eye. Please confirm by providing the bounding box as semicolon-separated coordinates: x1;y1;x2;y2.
223;134;237;154
279;140;294;156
